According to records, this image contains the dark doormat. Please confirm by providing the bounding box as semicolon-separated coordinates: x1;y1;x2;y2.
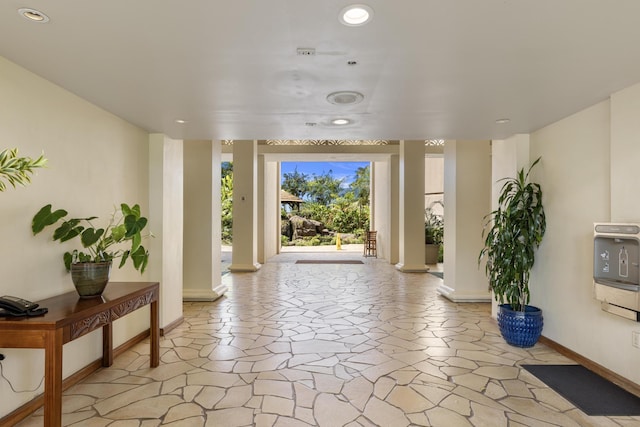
429;271;443;279
522;364;640;416
295;260;364;264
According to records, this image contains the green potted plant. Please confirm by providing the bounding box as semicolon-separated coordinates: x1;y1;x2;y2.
425;202;444;264
479;157;546;347
32;203;151;298
0;148;46;191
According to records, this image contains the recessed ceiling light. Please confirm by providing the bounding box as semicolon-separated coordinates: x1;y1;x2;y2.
327;91;364;105
331;118;351;126
18;8;49;23
175;119;187;124
339;4;374;26
495;118;511;124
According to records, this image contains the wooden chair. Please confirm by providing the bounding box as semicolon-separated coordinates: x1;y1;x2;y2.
363;230;377;258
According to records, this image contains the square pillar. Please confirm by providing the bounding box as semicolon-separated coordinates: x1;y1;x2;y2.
183;140;228;301
437;140;492;302
230;140;260;271
396;141;429;272
149;134;184;328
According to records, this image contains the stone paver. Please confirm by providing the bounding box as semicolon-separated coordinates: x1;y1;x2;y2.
15;251;640;426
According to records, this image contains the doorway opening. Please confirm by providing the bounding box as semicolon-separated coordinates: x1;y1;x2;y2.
280;161;370;252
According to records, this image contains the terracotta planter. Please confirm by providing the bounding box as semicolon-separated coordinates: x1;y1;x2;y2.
70;261;112;298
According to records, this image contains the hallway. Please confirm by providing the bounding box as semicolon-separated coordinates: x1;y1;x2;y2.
18;255;638;426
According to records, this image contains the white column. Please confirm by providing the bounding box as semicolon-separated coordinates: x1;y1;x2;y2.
263;158;280;261
437;140;492;302
230;140;260;271
396;141;429;272
258;154;265;263
148;134;184;328
390;154;400;264
372;159;393;262
183;140;228;301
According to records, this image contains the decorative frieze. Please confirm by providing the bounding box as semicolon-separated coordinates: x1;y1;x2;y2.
71;311;110;340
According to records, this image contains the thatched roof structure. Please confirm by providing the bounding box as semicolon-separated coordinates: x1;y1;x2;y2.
281;189;303;211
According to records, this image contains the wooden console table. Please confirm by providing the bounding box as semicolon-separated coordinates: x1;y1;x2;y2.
0;282;159;427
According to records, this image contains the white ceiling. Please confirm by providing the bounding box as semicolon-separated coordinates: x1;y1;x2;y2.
2;1;640;142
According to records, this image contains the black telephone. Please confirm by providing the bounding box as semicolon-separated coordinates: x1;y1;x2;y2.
0;295;48;317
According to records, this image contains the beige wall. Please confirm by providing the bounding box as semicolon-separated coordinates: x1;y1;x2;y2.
529;96;640;384
0;57;151;415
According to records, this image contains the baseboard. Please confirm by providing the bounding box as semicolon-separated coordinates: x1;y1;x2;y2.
160;316;184;336
539;335;640;398
0;330;151;427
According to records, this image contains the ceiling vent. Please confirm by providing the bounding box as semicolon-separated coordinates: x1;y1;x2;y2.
297;48;316;56
326;91;364;105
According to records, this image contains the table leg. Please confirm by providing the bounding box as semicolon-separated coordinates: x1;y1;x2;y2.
150;299;160;367
44;329;63;427
102;323;113;367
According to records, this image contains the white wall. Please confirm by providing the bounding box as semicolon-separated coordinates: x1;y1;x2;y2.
529;97;640;384
0;56;150;416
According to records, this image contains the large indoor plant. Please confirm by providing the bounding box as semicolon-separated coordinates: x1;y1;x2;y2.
32;203;150;297
479;157;546;347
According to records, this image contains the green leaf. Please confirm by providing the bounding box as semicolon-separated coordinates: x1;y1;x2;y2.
52;219;81;241
32;205;68;234
131;232;141;252
81;228;104;247
119;250;130;268
121;203;141;218
59;226;84;243
124;215;147;237
63;252;73;271
110;224;126;242
131;245;148;271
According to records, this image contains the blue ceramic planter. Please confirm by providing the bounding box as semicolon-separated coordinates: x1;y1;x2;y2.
497;304;543;348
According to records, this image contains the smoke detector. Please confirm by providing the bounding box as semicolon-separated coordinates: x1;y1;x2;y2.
326;91;364;105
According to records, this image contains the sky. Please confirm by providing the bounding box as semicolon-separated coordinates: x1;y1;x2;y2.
281;162;369;186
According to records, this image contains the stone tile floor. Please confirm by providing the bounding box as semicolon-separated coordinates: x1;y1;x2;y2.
17;252;640;426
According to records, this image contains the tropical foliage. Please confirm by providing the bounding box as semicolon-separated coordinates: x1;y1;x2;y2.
32;203;152;273
479;158;546;312
281;167;309;199
0;148;47;191
223;163;371;244
221;162;233;243
424;206;444;245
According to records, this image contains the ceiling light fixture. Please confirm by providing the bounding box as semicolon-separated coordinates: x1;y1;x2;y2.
326;91;364;105
18;8;49;23
495;118;511;124
175;119;187;124
331;118;351;125
339;4;374;26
